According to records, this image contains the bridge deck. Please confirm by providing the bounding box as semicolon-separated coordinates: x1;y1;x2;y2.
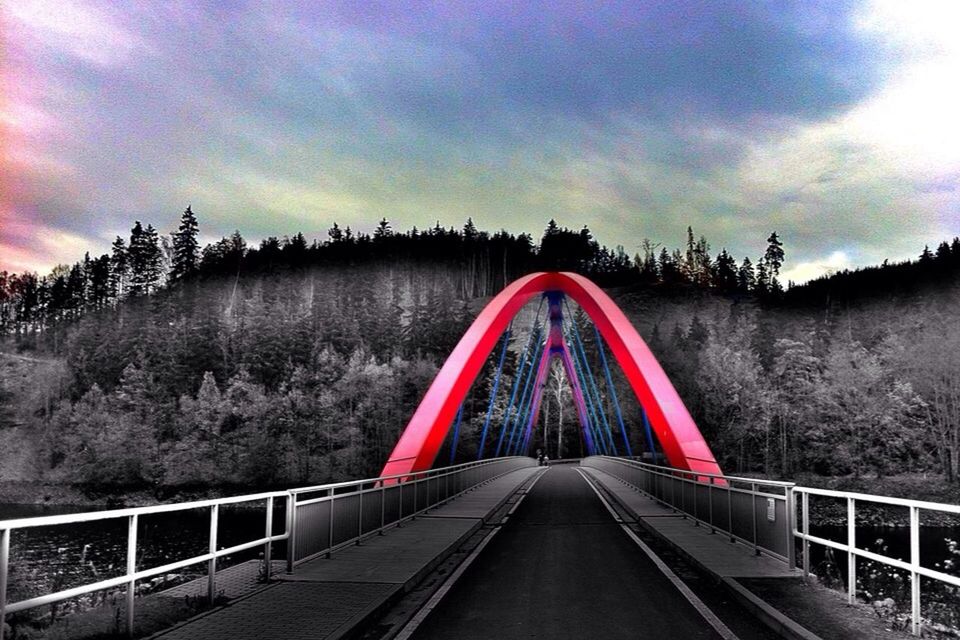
410;465;728;639
151;467;541;640
582;467;800;579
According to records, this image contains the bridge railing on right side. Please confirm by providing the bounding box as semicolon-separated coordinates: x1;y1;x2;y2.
580;456;796;565
287;456;536;568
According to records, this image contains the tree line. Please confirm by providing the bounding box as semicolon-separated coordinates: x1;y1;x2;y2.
1;209;959;492
1;207;796;345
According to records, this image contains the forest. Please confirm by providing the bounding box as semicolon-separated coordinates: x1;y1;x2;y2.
1;208;959;496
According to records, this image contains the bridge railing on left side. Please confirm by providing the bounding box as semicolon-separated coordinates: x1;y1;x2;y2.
286;456;537;568
581;456;796;566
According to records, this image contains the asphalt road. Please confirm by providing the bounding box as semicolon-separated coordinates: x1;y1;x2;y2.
410;464;724;639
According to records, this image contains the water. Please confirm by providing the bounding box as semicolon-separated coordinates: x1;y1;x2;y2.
1;502;282;607
808;524;959;572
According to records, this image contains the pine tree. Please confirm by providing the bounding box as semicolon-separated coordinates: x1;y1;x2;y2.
110;236;129;300
737;257;756;293
128;222;163;296
170;205;200;282
764;232;785;292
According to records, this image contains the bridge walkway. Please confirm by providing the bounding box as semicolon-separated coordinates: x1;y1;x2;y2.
582;467;799;579
151;466;542;640
409;464;730;639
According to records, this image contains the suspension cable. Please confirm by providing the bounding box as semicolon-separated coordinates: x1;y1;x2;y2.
565;323;606;455
565;301;618;455
449;402;465;465
507;334;544;455
476;323;511;459
593;323;633;457
494;296;546;457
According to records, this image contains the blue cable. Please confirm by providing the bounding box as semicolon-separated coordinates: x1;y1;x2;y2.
449;403;465;465
477;325;511;459
566;325;605;455
507;335;544;455
566;302;618;455
593;323;633;457
495;297;545;457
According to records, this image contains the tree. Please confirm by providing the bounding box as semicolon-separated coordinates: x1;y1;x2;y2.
737;257;756;293
170;205;200;282
763;232;785;294
110;236;129;300
128;222;163;295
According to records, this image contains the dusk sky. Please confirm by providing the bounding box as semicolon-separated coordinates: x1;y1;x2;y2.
2;1;958;283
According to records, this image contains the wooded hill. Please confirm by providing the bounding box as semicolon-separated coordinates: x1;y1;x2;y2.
0;210;958;496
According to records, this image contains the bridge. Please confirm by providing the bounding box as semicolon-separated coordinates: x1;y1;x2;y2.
2;273;959;640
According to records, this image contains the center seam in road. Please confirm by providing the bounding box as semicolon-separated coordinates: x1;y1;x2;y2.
393;467;550;640
574;467;740;640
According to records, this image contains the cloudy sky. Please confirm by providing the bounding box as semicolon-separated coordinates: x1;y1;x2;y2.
2;0;958;283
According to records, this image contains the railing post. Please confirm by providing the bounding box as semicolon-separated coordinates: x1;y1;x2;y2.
357;487;364;545
413;475;418;518
327;488;334;558
208;505;219;605
802;491;810;580
398;480;404;527
286;492;296;573
708;477;715;534
910;505;921;636
380;483;386;535
751;482;759;555
846;497;856;605
786;487;796;570
126;513;138;638
1;528;9;640
264;496;274;582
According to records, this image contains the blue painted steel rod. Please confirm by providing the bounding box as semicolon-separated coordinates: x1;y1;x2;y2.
565;302;618;455
563;323;606;455
507;334;545;455
593;323;633;457
494;297;546;457
449;402;465;465
476;325;511;459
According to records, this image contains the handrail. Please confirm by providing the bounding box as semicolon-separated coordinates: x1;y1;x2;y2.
618;456;796;488
582;455;796;564
0;490;289;531
792;485;960;636
0;456;533;640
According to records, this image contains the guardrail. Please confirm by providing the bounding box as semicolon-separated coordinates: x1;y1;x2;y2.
581;456;796;564
793;486;960;636
0;456;534;639
287;456;535;566
0;491;288;640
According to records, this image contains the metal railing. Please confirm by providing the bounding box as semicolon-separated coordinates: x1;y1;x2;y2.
793;486;960;636
287;456;535;566
581;456;797;564
0;491;288;640
0;456;535;639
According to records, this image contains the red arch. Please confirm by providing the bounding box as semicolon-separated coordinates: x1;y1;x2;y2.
380;272;722;477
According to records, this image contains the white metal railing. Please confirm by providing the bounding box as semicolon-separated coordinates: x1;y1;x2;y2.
287;456;535;567
793;486;960;637
0;456;535;640
581;456;797;564
0;491;288;640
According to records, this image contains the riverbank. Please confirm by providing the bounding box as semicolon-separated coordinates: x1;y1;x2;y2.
0;481;289;511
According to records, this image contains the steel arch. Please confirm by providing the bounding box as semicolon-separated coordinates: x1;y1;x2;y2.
380;272;722;477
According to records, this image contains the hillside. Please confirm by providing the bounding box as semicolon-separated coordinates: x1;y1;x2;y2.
0;215;958;499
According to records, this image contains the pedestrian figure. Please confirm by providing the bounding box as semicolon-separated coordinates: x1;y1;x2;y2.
536;448;545;466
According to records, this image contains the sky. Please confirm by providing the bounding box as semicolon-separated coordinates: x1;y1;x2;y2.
2;0;959;284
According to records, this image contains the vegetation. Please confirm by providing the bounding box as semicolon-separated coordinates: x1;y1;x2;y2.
0;209;958;494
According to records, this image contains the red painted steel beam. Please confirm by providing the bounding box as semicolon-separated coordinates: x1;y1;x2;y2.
379;272;722;478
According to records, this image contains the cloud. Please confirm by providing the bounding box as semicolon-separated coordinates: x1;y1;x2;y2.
0;0;956;282
782;250;853;284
